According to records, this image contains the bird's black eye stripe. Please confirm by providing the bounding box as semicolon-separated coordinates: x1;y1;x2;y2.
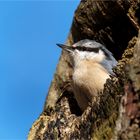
100;47;110;58
75;46;100;52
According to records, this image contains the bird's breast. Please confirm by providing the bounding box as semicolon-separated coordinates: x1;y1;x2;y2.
72;60;110;110
73;60;110;90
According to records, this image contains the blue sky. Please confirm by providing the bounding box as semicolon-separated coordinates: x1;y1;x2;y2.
0;1;79;139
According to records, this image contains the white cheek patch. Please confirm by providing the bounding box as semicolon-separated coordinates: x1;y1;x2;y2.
87;52;98;59
93;50;105;62
73;49;105;64
74;50;98;60
85;50;105;62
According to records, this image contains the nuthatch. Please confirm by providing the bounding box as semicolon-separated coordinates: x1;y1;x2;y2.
57;39;117;111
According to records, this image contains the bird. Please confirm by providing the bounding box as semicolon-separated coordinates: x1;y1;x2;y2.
57;39;117;111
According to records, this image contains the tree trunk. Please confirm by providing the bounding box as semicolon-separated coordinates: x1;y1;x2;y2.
28;0;140;139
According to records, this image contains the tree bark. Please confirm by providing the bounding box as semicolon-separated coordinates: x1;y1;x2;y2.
28;0;140;139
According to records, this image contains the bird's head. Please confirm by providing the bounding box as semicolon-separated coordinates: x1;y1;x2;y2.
57;39;117;74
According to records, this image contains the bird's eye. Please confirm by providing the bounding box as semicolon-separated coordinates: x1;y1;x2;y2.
75;46;100;53
85;47;99;53
75;46;84;51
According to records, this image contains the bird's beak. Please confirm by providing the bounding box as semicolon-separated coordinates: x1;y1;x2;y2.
56;43;74;53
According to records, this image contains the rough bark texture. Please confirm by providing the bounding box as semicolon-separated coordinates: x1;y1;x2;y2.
28;0;140;140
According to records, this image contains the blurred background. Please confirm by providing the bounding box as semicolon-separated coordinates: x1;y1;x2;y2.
0;0;79;139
